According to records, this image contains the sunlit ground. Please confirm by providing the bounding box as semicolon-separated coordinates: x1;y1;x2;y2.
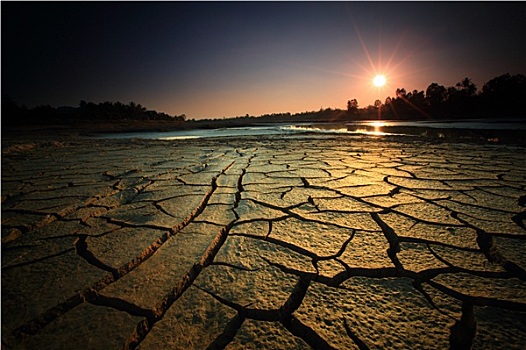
2;133;525;349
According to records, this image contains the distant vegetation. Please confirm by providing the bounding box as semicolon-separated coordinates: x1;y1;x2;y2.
190;73;526;128
256;73;526;123
374;73;526;120
2;100;186;126
2;73;525;129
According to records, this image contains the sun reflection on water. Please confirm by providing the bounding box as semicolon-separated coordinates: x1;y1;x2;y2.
351;121;393;136
368;121;387;128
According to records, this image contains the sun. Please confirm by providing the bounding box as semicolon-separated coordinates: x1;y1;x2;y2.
373;74;386;87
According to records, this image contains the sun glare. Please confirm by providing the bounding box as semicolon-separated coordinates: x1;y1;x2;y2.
373;75;386;87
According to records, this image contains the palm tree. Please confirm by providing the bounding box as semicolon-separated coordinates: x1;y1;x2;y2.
456;78;477;97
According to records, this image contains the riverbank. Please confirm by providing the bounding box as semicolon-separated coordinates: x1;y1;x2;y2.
3;118;526;147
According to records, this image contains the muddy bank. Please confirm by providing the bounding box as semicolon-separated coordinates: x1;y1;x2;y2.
2;135;526;349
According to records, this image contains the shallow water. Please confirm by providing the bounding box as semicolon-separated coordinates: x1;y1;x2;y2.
349;119;526;130
96;124;362;140
97;119;526;140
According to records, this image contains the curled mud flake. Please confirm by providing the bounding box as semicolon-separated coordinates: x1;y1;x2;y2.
2;228;22;244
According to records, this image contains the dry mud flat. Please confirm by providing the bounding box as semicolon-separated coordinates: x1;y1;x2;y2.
2;135;526;349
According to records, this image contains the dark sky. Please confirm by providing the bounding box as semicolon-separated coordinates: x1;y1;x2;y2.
2;2;525;119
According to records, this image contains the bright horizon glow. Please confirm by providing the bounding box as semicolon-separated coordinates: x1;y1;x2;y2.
3;3;525;119
373;75;387;87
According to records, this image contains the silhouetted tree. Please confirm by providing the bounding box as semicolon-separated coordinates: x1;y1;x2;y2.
407;90;426;109
456;77;477;97
479;74;526;117
441;77;478;117
426;83;447;113
387;88;413;119
395;88;406;98
347;98;359;116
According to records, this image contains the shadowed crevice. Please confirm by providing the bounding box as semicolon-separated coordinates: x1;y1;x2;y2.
512;211;526;229
209;261;260;271
74;235;119;278
124;222;238;349
124;263;204;349
83;290;155;318
233;232;318;260
448;302;477;350
411;280;456;319
426;280;526;311
280;276;311;323
205;314;245;350
343;318;371;350
370;212;403;270
124;157;250;349
13;293;85;338
261;255;408;287
2;248;75;271
100;217;171;232
198;277;329;349
399;236;479;253
426;244;514;279
284;316;336;350
452;211;526;281
247;198;363;231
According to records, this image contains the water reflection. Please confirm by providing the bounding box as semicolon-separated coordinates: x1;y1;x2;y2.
96;120;525;141
350;121;394;136
287;123;406;137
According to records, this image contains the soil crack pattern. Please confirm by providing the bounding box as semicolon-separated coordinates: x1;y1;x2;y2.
8;156;235;340
2;137;526;349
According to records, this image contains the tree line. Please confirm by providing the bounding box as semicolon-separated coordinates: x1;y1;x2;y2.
348;73;526;120
2;73;524;127
2;99;186;126
197;73;525;123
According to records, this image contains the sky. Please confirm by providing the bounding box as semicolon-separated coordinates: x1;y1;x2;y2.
2;2;525;119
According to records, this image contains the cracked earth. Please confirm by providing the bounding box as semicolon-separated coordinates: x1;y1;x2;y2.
2;135;526;349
